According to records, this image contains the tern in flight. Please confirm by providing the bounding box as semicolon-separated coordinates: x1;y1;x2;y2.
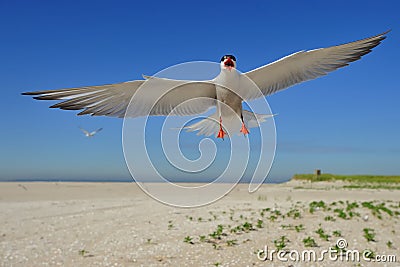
23;31;388;139
79;127;103;137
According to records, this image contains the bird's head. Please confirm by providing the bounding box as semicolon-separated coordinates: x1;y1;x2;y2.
220;55;236;71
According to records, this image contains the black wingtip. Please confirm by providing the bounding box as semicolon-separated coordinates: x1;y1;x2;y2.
21;91;36;96
376;29;391;40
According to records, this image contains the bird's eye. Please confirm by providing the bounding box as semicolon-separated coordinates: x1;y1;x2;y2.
220;55;236;62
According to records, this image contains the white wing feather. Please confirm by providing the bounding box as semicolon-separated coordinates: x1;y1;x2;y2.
79;127;89;135
90;128;103;135
23;78;217;118
241;31;388;100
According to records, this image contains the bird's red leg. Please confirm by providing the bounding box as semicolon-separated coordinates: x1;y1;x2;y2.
240;122;250;135
240;114;250;135
217;117;225;139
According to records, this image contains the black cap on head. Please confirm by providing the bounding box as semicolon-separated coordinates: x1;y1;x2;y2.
220;55;236;62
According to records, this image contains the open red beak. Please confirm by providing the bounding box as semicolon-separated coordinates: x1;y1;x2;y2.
224;58;234;68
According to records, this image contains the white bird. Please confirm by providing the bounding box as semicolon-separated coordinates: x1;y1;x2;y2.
79;127;103;137
23;31;388;138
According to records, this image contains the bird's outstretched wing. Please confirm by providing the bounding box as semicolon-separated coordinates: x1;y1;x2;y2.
90;128;103;135
241;30;389;100
79;127;90;135
22;77;217;118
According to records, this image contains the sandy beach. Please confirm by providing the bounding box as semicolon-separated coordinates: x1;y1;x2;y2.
0;181;399;266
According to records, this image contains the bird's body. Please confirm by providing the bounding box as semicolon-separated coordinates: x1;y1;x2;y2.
23;31;389;138
215;69;241;113
214;65;245;137
79;127;103;137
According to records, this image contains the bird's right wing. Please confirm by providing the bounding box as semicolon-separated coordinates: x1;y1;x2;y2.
241;31;388;100
22;77;217;118
91;128;103;135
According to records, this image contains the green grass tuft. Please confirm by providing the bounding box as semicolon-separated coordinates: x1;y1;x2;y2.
293;174;400;183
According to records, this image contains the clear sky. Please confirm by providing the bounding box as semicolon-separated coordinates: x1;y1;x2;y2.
1;0;399;182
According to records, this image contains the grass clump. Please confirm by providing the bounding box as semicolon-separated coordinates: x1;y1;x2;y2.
184;236;194;244
309;201;326;213
274;236;289;251
303;236;318;247
295;224;305;233
209;224;224;239
226;239;238;246
362;202;394;219
363;228;376;242
242;221;254;232
332;230;342;237
324;215;335;222
287;208;301;219
333;208;348;220
316;227;330;241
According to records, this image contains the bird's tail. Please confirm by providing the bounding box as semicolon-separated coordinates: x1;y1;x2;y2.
184;110;275;137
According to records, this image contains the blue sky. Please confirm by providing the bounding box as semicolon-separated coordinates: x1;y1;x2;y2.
1;0;399;182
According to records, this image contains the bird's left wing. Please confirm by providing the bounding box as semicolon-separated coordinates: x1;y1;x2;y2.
22;77;217;118
241;31;388;100
79;127;89;135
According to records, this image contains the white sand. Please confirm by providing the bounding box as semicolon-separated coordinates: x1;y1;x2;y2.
0;181;399;266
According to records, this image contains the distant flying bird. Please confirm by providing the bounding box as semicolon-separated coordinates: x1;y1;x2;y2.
79;127;103;137
23;31;388;138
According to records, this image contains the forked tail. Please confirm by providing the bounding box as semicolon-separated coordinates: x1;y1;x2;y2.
184;110;275;137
